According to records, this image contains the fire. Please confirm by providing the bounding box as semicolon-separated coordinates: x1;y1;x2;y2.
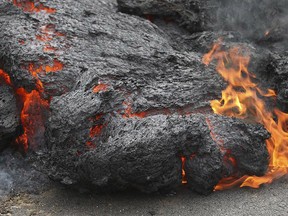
203;42;288;189
13;0;56;13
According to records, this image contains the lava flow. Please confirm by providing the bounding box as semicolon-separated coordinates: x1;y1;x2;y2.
203;42;288;189
9;0;63;152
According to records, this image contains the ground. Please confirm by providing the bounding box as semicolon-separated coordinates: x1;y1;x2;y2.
1;177;287;216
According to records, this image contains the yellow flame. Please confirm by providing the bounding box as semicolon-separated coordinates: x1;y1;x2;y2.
203;43;288;189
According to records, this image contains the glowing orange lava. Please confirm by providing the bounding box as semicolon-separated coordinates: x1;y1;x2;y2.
122;102;148;118
43;45;57;52
45;59;64;73
9;0;64;152
181;157;187;184
13;0;56;13
15;88;49;151
93;83;108;93
203;42;288;190
0;69;12;86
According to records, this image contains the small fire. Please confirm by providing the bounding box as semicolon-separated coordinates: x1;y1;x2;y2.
13;0;56;13
203;42;288;189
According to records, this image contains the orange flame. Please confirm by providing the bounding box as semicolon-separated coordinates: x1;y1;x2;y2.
13;0;56;13
203;43;288;190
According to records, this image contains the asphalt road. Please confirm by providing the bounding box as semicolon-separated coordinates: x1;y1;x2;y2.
1;177;287;216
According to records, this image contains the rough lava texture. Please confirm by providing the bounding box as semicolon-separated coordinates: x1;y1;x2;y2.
44;113;269;194
0;0;285;195
0;80;20;151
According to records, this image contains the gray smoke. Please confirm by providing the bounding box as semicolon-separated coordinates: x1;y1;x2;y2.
212;0;288;45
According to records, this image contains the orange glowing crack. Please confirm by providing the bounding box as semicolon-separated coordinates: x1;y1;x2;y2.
90;125;104;137
181;157;187;184
43;45;57;52
93;83;108;93
45;59;64;72
36;24;65;42
15;88;49;151
28;60;64;76
0;69;12;86
203;42;288;190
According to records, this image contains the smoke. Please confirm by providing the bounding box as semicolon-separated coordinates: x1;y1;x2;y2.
211;0;288;47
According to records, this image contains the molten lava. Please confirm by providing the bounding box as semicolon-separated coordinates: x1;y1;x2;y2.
203;42;288;189
181;157;187;184
9;0;64;152
45;59;64;72
15;88;49;151
13;0;56;13
93;83;108;93
0;69;12;86
122;102;148;118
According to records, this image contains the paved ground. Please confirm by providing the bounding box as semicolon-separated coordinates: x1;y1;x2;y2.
1;177;287;216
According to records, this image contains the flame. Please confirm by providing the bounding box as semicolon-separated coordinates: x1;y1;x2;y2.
13;0;56;13
203;43;288;189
